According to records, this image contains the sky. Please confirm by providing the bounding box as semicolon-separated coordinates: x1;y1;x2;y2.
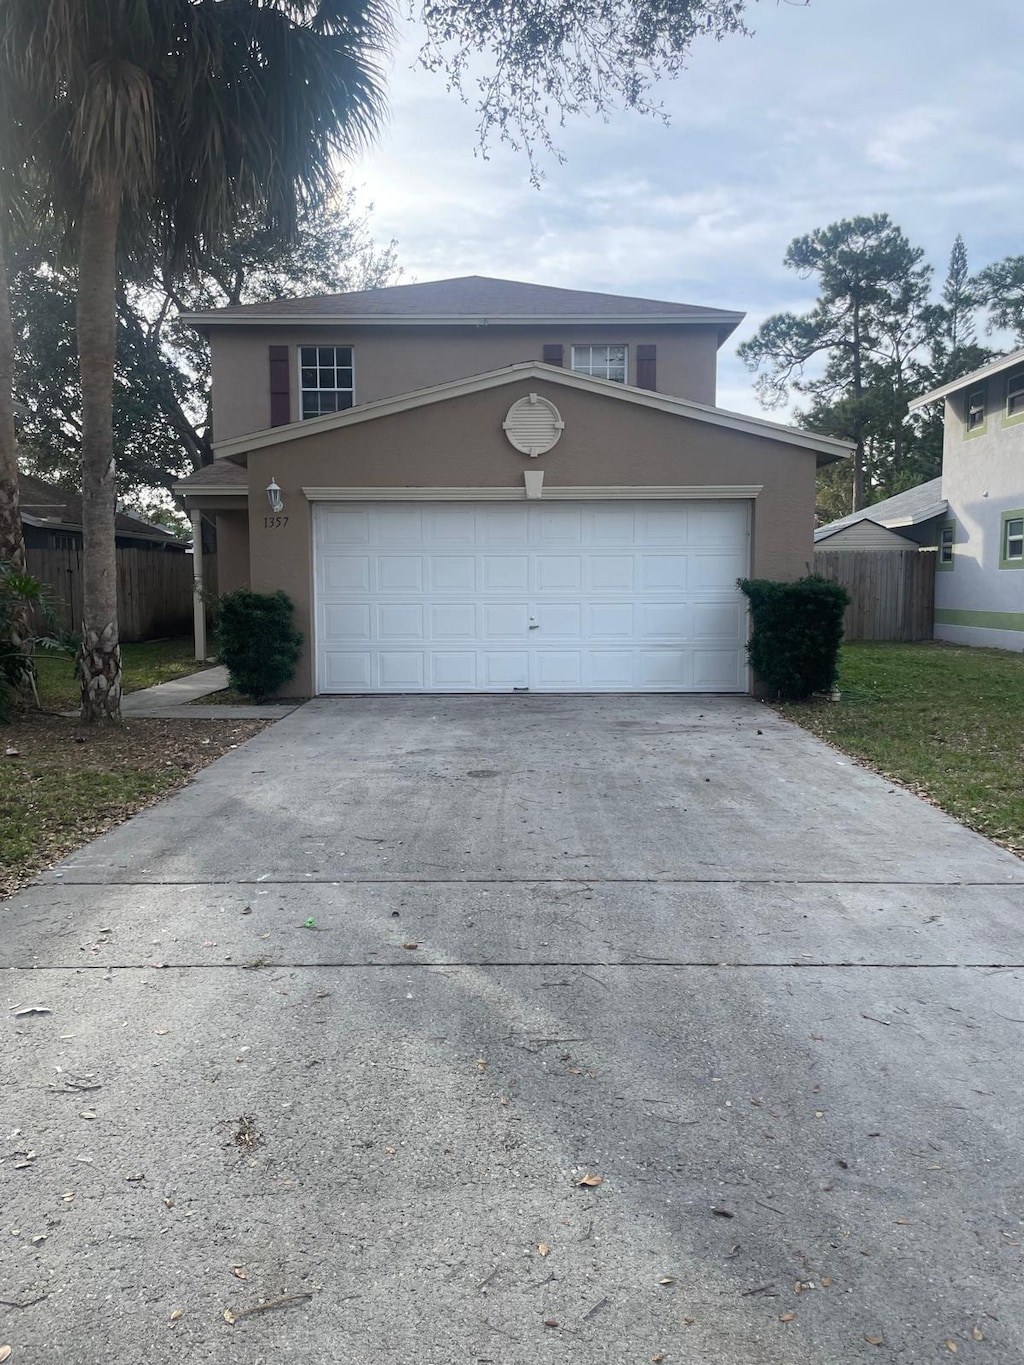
349;0;1024;417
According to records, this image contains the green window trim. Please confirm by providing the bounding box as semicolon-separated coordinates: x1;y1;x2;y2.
964;384;988;440
1003;368;1024;427
936;519;956;571
1000;508;1024;570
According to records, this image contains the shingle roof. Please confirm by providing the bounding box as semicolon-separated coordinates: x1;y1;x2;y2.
814;477;946;540
909;346;1024;410
179;275;744;332
19;472;184;542
173;461;248;493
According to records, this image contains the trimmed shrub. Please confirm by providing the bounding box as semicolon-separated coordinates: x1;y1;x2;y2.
216;589;302;702
738;575;850;700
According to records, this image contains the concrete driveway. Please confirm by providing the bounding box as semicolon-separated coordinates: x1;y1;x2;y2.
3;695;1024;1364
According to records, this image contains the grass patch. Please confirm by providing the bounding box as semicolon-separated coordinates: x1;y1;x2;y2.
33;638;205;711
0;714;266;898
778;641;1024;857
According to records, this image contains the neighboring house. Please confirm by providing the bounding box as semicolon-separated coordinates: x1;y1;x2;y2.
909;350;1024;651
19;472;187;553
815;347;1024;653
813;478;947;550
176;275;851;695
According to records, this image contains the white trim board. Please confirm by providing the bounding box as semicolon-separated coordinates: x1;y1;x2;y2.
214;362;852;464
304;484;764;502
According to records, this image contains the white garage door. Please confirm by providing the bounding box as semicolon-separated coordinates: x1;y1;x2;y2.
313;500;749;693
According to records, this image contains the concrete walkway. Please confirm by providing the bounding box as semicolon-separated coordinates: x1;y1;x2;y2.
121;664;301;719
3;695;1023;1364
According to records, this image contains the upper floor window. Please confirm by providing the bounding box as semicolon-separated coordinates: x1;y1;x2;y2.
571;344;627;383
965;385;986;433
1006;369;1024;419
966;384;988;431
300;346;354;418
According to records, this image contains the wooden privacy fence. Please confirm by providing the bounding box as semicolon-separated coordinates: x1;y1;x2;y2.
812;548;935;642
26;545;195;642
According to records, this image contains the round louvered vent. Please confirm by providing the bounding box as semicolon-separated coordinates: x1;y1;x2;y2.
502;393;564;457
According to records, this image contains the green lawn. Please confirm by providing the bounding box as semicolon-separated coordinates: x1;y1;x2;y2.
779;641;1024;858
34;638;205;710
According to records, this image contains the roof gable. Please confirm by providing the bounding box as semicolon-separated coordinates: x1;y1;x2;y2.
204;362;852;467
179;274;744;338
909;347;1024;410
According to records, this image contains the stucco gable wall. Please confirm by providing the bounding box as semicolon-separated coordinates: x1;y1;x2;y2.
239;379;818;696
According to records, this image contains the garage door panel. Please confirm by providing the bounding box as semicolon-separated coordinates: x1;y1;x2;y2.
588;651;636;687
537;505;582;544
483;555;529;592
693;649;745;689
431;603;477;639
482;652;530;687
640;602;692;639
431;652;477;687
323;603;371;641
694;601;744;640
536;604;583;639
483;604;529;639
588;505;637;544
431;556;477;591
536;556;582;592
478;507;524;542
428;506;476;544
589;603;635;638
640;556;688;590
314;500;748;693
639;649;691;687
588;556;635;591
379;652;425;688
691;551;748;589
378;556;424;592
321;651;372;689
535;651;582;687
319;507;370;546
376;506;424;545
321;553;370;592
378;604;425;641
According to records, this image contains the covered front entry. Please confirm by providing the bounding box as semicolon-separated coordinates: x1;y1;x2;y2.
313;499;750;693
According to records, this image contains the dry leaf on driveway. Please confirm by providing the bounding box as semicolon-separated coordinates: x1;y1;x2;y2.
576;1174;602;1187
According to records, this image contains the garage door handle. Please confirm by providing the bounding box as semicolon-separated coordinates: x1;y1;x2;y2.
529;623;539;629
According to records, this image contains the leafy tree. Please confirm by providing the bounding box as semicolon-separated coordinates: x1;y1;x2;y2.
417;0;753;174
11;195;399;504
738;214;932;512
0;0;389;721
972;255;1024;344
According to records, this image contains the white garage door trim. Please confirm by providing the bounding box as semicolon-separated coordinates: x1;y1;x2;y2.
305;484;763;500
313;498;751;695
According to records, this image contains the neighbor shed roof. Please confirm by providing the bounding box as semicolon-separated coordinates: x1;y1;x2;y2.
814;477;946;540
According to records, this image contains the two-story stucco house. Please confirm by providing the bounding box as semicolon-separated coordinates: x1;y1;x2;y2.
815;347;1023;653
175;275;850;696
906;349;1024;651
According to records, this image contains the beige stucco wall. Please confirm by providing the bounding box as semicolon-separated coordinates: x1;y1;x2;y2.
238;379;818;696
209;323;723;442
215;510;251;594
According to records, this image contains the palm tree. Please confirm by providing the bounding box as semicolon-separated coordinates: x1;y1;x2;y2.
0;0;389;720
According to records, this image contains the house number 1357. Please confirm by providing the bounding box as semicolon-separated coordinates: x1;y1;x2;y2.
263;515;289;528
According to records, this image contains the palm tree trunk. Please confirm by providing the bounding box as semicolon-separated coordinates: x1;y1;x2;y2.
76;183;122;723
0;216;26;571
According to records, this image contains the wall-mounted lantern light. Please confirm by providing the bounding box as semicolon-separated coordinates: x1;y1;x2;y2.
266;477;284;513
